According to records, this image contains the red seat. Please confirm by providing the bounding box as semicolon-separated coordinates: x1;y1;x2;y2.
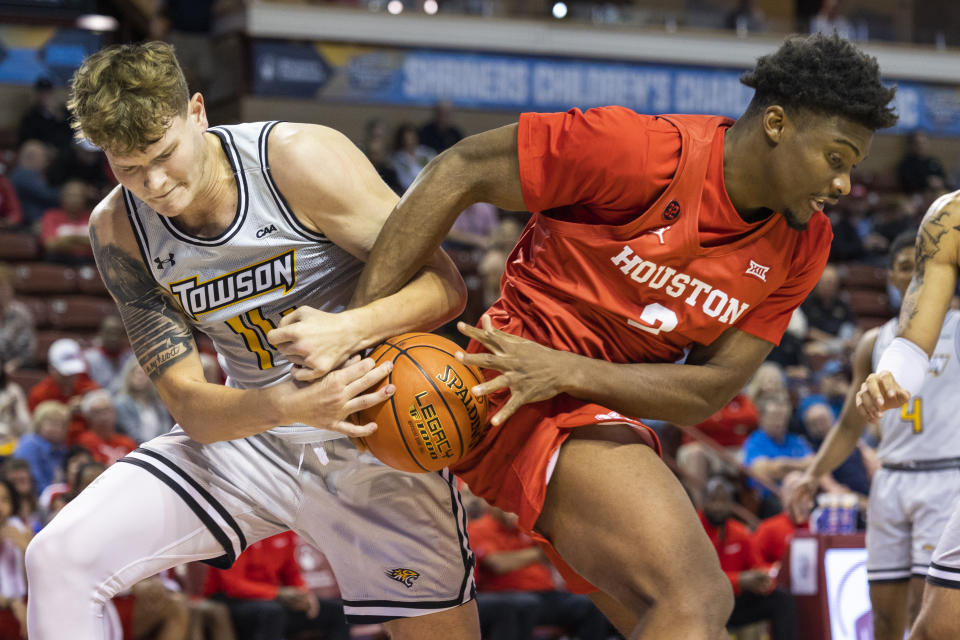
47;296;117;330
8;368;46;392
13;263;77;295
76;265;108;296
20;296;48;328
0;231;39;261
34;330;86;366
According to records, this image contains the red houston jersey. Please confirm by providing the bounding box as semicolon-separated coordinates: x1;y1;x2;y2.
493;106;831;365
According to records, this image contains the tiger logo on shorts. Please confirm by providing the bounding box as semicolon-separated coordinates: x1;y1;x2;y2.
386;568;420;588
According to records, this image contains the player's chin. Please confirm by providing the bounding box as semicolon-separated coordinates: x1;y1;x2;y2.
781;208;810;231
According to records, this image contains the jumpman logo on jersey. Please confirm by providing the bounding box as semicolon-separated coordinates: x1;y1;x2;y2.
154;253;176;270
645;226;671;245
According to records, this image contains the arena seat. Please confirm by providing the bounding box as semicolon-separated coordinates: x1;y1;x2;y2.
47;295;118;330
0;231;39;261
76;265;108;296
13;262;77;295
20;296;49;328
837;262;886;291
845;289;890;318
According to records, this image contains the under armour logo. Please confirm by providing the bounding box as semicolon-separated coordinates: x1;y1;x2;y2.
154;253;176;270
745;260;769;282
645;226;671;245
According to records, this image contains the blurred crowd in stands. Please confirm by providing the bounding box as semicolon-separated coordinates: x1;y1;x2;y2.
0;44;956;636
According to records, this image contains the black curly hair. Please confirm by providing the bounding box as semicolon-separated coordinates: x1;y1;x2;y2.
741;33;897;131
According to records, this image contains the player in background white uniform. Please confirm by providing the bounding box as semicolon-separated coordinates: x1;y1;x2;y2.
24;42;481;640
857;190;960;640
787;229;960;640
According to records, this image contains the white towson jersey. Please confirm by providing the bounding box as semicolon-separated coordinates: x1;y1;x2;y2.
873;310;960;463
123;121;364;442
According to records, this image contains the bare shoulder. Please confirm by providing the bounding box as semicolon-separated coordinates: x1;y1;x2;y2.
268;122;364;182
89;185;140;255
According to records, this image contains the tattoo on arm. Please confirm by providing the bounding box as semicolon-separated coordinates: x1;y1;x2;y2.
90;227;194;380
902;208;960;326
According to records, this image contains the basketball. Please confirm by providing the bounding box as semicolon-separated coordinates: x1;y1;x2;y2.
352;332;490;473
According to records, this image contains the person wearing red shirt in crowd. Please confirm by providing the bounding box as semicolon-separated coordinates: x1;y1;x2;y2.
336;33;896;639
40;178;94;265
74;390;135;465
701;476;796;639
468;504;610;640
0;176;23;229
204;531;348;640
678;392;758;504
28;339;99;445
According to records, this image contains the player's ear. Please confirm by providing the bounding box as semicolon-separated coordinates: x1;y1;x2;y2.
761;105;787;145
188;92;207;130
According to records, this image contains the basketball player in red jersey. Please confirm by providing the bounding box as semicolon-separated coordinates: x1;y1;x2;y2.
272;34;896;639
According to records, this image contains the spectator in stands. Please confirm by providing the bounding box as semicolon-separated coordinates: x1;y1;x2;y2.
114;358;173;442
0;265;35;374
801;400;875;517
2;458;39;533
0;174;23;229
754;475;809;566
828;184;869;262
120;576;192;640
478;217;523;309
204;531;350;640
743;395;813;516
28;338;99;444
765;308;811;379
36;445;92;522
801;264;857;356
468;503;611;640
745;361;790;408
419;101;464;153
48;138;113;196
361;119;401;194
76;390;136;465
898;131;948;195
797;358;849;420
8;139;59;228
83;315;134;392
13;400;68;494
160;0;217;97
40;178;94;264
0;354;30;456
677;392;758;505
699;476;796;640
392;123;436;191
810;0;855;40
0;478;29;637
725;0;767;34
17;77;72;151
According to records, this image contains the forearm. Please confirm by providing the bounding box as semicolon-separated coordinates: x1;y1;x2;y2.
483;548;543;574
563;355;742;425
158;379;290;444
352;151;477;306
806;417;865;480
347;250;466;351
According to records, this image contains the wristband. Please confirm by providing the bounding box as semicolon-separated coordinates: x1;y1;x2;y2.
876;337;929;399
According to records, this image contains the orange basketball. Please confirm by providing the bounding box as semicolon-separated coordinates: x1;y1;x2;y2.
352;333;489;473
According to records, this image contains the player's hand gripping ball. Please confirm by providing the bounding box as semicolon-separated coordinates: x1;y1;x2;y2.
351;333;489;472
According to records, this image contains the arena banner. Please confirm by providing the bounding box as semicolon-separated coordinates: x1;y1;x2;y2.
251;39;959;136
0;25;102;86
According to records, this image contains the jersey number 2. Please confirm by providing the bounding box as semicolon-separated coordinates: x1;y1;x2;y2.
900;397;923;434
627;303;679;336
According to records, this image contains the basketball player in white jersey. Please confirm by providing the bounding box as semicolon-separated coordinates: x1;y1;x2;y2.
856;189;960;640
24;42;480;640
786;229;960;640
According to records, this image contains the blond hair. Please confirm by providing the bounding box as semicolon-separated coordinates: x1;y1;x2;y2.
67;41;189;155
32;400;69;433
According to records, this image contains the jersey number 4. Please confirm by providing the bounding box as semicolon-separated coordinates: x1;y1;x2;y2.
627;303;679;336
900;397;923;434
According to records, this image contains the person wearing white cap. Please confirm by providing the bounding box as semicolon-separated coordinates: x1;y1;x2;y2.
26;338;99;444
